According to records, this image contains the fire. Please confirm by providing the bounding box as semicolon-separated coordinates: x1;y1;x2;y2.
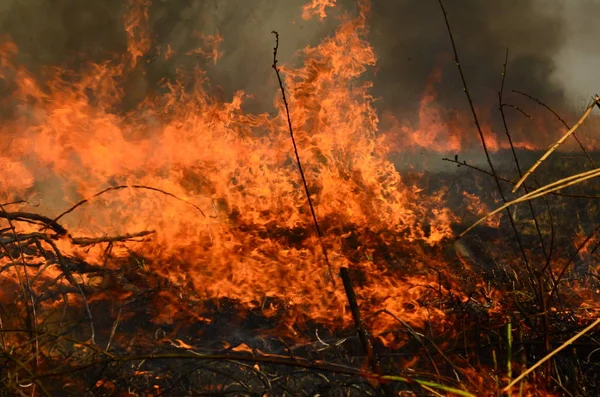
302;0;337;21
0;0;596;395
463;191;502;228
381;61;600;155
125;0;152;68
0;0;457;343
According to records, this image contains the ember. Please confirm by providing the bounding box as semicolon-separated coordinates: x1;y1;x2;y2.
1;0;600;396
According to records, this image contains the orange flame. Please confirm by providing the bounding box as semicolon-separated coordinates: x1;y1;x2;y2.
0;0;464;346
302;0;337;21
124;0;152;68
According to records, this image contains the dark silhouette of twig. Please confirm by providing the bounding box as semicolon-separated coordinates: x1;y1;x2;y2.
499;49;555;274
8;338;475;397
501;103;533;120
271;31;335;285
376;309;443;380
437;0;537;294
549;222;600;300
498;51;555;369
0;203;41;392
0;210;67;235
53;184;206;224
340;267;393;396
442;158;600;199
70;230;155;246
511;89;596;169
0;199;36;208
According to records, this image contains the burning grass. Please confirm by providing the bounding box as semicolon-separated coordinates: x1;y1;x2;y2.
1;0;600;395
2;162;600;396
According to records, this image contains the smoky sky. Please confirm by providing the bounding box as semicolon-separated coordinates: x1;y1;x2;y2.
369;0;567;114
0;0;597;116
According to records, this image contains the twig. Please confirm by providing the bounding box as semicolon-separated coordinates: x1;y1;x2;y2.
339;267;393;396
503;318;600;391
506;320;513;394
442;157;600;199
437;0;537;292
461;167;600;236
376;309;444;380
513;96;599;192
1;352;51;397
498;49;554;365
0;203;41;386
548;222;600;300
271;31;335;285
501;103;533;120
70;230;155;246
0;210;67;235
436;0;497;185
499;48;549;261
10;343;476;397
512;89;596;168
43;235;96;345
0;199;35;208
105;307;121;352
511;90;569;127
53;184;206;224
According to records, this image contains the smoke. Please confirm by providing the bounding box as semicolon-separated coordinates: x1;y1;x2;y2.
552;1;600;108
0;0;342;112
0;0;598;119
0;0;127;66
0;0;598;221
367;0;569;116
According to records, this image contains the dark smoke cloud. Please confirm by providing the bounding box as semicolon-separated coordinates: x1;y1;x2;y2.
367;0;567;118
0;0;597;116
0;0;340;113
145;0;343;112
0;0;127;66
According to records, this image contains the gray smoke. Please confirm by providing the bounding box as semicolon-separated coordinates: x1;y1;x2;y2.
552;1;600;107
368;0;597;114
369;0;566;115
0;0;598;120
0;0;341;113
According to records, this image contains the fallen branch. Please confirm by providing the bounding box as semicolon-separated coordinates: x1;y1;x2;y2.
71;230;155;246
53;184;206;223
0;211;68;236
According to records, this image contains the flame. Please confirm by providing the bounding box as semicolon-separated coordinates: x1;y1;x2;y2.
1;1;597;395
463;191;502;228
124;0;152;68
381;63;600;155
302;0;337;21
0;0;461;347
185;33;223;64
